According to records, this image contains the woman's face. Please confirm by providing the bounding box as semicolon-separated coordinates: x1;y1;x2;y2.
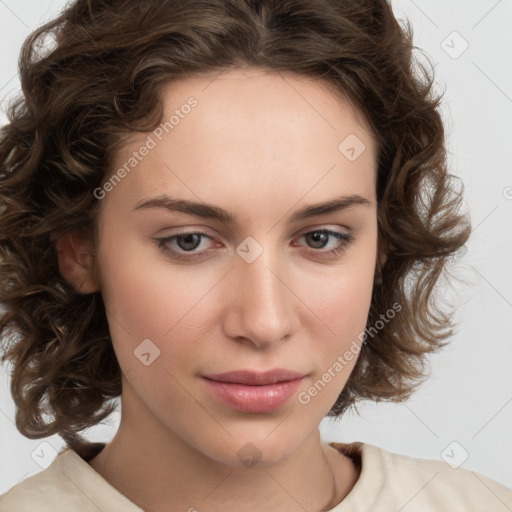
94;67;379;467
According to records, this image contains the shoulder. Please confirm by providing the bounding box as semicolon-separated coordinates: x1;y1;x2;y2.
0;449;88;512
0;443;142;512
330;441;512;512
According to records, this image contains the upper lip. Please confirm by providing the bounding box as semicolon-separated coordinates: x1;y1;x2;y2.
202;369;306;385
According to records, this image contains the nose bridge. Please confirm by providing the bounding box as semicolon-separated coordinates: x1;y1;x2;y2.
226;237;294;346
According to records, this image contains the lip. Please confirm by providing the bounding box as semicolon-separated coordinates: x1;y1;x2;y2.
201;369;306;413
202;369;306;385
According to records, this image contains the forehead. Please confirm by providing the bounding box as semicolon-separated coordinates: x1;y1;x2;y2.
103;68;378;219
154;67;376;157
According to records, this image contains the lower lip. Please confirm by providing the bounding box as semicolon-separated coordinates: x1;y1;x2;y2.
201;377;304;413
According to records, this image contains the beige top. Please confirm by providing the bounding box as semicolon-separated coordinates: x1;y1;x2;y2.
1;441;511;511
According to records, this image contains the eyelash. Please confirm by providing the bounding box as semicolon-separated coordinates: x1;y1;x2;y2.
153;229;355;262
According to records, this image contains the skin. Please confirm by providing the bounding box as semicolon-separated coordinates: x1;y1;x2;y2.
57;67;381;512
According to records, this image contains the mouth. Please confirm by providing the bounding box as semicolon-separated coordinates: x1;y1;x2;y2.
202;369;306;385
201;369;306;413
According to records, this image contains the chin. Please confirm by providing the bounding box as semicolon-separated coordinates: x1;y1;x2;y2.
194;430;303;469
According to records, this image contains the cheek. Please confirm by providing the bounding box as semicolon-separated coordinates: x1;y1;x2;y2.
314;273;373;375
322;268;374;339
97;216;204;317
94;225;215;366
299;241;377;390
295;273;374;413
306;241;377;342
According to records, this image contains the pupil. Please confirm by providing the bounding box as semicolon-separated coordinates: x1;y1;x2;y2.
308;232;327;249
178;234;201;251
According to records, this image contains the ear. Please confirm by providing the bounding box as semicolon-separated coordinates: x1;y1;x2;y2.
53;230;99;294
374;244;388;287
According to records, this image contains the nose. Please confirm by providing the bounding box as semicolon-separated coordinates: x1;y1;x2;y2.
222;246;296;350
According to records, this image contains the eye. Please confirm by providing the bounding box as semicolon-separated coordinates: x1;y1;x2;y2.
153;228;354;261
154;231;216;261
293;229;355;259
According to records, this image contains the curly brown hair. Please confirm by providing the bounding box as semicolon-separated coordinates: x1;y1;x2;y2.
0;0;470;450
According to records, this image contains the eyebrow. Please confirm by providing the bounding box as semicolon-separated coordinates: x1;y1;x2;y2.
133;193;371;224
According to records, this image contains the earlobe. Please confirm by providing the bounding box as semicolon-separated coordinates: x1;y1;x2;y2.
53;230;100;294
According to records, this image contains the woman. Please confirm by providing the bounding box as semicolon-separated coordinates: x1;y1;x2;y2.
1;0;510;510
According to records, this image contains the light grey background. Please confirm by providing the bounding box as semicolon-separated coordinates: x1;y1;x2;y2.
1;0;511;495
